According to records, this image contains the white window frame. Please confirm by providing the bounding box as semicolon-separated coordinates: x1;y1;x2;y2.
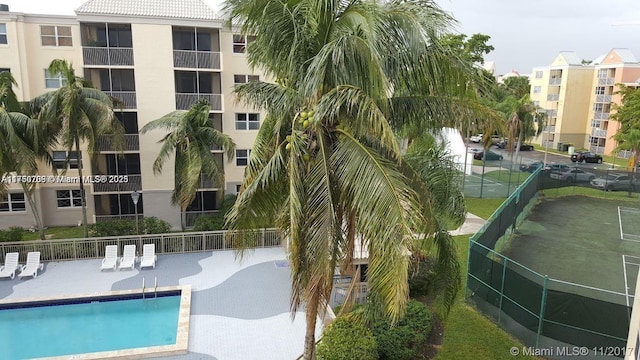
53;150;80;169
40;25;72;47
535;71;543;79
233;74;259;84
56;189;84;208
235;149;251;166
45;69;67;89
235;113;260;130
595;86;605;95
0;23;6;44
533;86;541;94
0;193;26;212
232;34;256;54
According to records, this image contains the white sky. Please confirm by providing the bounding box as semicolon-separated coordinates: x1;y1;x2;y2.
4;0;640;75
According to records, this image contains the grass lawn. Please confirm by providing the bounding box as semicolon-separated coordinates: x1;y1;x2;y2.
434;235;538;360
542;185;640;201
465;197;507;220
21;226;86;241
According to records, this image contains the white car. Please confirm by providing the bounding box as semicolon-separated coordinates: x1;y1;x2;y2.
470;134;483;143
549;168;596;183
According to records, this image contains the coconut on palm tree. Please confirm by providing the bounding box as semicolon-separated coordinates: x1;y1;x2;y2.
223;1;487;358
140;99;236;230
30;59;124;237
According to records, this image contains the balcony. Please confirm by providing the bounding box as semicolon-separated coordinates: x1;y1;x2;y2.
594;112;610;120
541;140;554;149
96;134;140;152
598;78;615;86
589;145;605;155
547;109;558;117
595;94;612;103
548;78;562;85
543;125;556;133
175;93;222;111
105;91;137;109
83;47;134;66
93;174;141;193
546;94;560;101
591;128;607;138
173;50;221;70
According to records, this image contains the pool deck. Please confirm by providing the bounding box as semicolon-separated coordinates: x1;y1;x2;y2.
0;246;322;360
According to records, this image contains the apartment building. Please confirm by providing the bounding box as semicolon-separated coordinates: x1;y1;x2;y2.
531;49;640;156
0;0;264;230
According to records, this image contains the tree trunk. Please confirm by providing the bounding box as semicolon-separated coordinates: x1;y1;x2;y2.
181;208;186;232
75;137;89;237
302;292;320;360
21;183;45;240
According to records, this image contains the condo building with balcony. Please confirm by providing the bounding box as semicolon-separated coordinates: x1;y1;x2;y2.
0;0;264;230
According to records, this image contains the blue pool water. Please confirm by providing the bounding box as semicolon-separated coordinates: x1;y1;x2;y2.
1;294;181;359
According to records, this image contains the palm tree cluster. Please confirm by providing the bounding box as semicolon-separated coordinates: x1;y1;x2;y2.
222;0;492;357
612;85;640;172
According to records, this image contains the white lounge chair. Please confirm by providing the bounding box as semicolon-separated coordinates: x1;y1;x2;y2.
101;245;118;271
119;245;136;270
0;252;20;279
140;244;156;269
18;252;44;279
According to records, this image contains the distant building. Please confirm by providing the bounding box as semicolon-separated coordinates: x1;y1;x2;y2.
0;0;265;229
530;49;640;155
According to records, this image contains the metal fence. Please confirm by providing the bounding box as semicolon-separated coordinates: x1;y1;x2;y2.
467;168;632;357
0;228;282;263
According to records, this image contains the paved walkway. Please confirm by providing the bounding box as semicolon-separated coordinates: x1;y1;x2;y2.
449;212;486;236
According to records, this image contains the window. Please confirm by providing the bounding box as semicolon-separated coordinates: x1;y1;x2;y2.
0;23;6;44
235;113;260;130
56;189;84;208
235;184;242;193
186;191;218;212
533;101;540;107
533;86;541;94
45;69;67;89
53;151;80;169
236;149;250;166
233;74;259;84
593;103;604;112
41;25;72;46
232;34;256;53
0;68;9;74
595;87;605;95
535;71;543;79
0;193;26;212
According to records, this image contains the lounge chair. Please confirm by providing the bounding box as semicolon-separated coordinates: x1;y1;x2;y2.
119;245;136;270
18;252;44;279
0;252;20;279
140;244;156;269
100;245;118;271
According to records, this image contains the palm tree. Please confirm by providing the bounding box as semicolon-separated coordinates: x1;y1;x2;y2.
614;128;640;173
30;59;124;237
140;100;236;230
223;1;486;358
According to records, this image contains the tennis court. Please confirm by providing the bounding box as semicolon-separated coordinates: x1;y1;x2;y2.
500;195;640;303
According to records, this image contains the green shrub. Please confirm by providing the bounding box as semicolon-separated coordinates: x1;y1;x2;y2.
142;217;171;234
193;194;237;231
409;258;437;297
372;300;432;360
317;317;378;360
89;220;136;237
0;226;24;242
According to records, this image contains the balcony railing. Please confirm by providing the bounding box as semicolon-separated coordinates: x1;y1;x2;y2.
541;140;554;149
594;112;610;120
547;109;558;117
591;128;607;138
173;50;221;70
96;134;140;152
598;78;615;86
544;125;556;133
175;93;222;111
595;94;612;103
185;210;220;227
548;78;562;85
92;174;142;193
589;145;605;155
547;94;560;101
105;91;137;109
0;228;282;262
83;47;134;66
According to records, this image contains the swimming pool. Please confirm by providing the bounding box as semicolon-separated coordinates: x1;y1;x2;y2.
0;286;191;359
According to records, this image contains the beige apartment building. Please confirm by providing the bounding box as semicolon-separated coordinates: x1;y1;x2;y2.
0;0;264;230
531;49;640;156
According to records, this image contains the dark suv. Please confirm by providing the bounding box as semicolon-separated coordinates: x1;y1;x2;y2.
571;151;603;164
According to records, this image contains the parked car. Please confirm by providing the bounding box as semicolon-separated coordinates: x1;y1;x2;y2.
474;150;504;161
497;140;534;151
570;151;603;163
590;173;636;191
470;134;483;143
520;161;543;173
544;163;571;172
549;168;596;183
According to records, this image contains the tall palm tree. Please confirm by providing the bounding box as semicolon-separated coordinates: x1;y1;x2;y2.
614;128;640;173
223;1;487;358
140;100;236;230
30;59;123;237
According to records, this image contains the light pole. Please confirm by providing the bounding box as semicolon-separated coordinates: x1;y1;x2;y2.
131;191;140;235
